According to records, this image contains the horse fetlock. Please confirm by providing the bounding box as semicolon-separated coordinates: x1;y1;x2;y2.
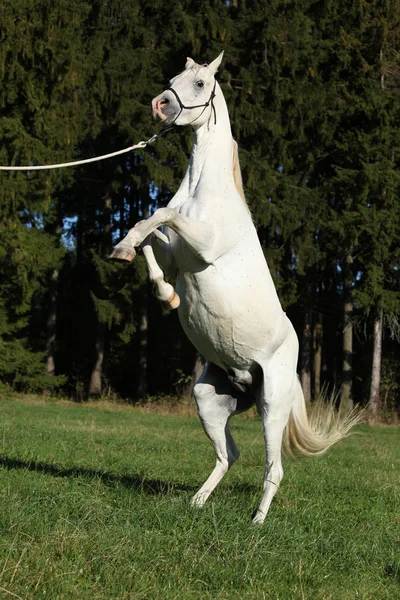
252;510;267;525
155;280;180;310
161;290;180;310
190;491;208;508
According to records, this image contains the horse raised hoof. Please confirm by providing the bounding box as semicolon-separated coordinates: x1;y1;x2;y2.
161;291;180;310
108;247;136;262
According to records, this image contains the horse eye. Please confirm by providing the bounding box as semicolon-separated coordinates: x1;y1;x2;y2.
195;80;204;88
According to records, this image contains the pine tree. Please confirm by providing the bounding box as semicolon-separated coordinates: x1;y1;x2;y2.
0;0;91;390
309;0;400;410
1;0;398;409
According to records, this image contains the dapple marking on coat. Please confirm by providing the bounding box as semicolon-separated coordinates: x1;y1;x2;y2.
109;52;361;524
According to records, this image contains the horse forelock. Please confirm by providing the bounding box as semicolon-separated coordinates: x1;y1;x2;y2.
191;63;210;76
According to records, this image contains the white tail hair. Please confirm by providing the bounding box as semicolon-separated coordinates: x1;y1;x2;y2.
283;380;366;457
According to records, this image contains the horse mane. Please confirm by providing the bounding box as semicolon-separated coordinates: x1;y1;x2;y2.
232;140;249;209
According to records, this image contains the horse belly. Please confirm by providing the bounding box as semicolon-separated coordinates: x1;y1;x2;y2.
176;266;284;370
176;271;239;369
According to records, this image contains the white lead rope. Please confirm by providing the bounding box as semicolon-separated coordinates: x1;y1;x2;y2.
0;133;159;171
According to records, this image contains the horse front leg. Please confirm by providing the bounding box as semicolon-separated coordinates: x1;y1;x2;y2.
109;223;172;262
141;239;180;310
109;207;218;265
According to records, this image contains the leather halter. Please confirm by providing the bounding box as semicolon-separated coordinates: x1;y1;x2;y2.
167;80;217;126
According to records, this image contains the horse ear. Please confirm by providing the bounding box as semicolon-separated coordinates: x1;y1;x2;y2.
208;51;224;76
185;57;195;70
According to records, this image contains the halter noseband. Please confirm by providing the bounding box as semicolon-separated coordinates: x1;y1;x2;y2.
167;80;217;126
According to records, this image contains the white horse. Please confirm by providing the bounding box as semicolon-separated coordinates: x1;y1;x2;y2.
110;53;361;524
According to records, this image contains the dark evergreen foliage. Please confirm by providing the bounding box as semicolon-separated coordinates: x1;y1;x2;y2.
0;0;399;413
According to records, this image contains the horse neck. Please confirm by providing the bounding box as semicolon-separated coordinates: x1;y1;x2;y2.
188;84;233;194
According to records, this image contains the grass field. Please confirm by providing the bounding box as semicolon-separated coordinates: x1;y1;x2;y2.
0;397;399;600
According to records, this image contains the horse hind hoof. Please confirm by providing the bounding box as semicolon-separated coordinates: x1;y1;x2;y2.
108;247;136;262
161;291;180;311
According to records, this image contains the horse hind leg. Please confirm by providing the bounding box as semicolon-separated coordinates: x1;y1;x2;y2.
191;363;252;507
252;359;298;524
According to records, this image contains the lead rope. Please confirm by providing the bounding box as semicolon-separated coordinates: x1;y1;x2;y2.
0;127;173;171
0;80;217;172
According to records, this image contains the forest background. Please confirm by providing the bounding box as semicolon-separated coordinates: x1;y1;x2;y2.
0;0;399;418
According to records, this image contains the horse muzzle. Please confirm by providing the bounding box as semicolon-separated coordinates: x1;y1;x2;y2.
151;91;177;123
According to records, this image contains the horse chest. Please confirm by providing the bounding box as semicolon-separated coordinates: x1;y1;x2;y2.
168;199;216;269
176;197;204;219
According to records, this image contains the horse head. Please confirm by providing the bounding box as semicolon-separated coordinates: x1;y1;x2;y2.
152;52;224;127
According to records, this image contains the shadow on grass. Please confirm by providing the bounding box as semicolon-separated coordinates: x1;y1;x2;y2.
0;455;195;495
385;563;400;583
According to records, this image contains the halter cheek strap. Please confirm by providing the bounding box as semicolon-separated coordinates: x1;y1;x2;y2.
167;80;217;126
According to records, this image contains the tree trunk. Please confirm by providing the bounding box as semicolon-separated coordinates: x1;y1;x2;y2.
119;195;126;238
46;267;59;376
137;198;150;399
313;313;323;400
137;287;148;398
369;308;383;417
340;252;354;410
183;353;206;397
89;320;105;396
89;190;112;397
45;213;61;377
300;309;312;402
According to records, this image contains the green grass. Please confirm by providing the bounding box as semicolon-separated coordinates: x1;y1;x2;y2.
0;398;399;600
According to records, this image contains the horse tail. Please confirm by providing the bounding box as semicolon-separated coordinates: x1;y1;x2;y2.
282;379;365;457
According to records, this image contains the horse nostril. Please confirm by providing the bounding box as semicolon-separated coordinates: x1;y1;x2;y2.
159;97;169;107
